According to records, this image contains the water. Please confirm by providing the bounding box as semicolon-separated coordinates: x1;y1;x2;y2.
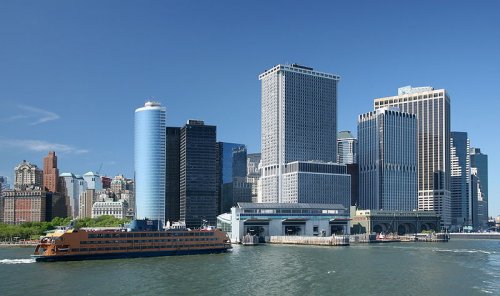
1;240;499;295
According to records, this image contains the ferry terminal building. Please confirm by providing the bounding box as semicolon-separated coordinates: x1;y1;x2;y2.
217;203;350;243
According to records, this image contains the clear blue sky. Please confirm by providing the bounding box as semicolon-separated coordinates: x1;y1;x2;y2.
0;1;498;217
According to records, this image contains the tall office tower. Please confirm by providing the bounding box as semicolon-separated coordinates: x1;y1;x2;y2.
216;143;251;214
470;148;488;228
165;127;181;222
14;160;43;190
470;168;485;229
358;107;418;211
247;153;261;203
0;176;6;222
43;151;59;192
135;101;166;223
59;173;81;218
450;132;471;228
374;86;451;227
180;120;217;228
259;64;339;203
337;131;357;164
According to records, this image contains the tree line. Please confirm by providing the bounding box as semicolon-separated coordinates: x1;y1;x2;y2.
0;216;130;241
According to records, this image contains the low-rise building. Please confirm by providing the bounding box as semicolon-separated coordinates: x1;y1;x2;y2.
218;203;350;243
350;209;441;235
92;200;127;219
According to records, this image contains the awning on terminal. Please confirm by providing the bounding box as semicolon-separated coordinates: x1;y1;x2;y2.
282;218;308;223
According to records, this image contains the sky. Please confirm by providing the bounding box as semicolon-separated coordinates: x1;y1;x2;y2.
0;1;498;217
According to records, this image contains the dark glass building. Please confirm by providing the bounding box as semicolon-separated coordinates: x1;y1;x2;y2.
450;132;470;229
165;127;181;223
216;143;251;214
470;148;488;229
180;120;217;228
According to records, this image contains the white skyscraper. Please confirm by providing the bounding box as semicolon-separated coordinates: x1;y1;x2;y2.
374;86;451;227
259;64;350;206
135;101;166;222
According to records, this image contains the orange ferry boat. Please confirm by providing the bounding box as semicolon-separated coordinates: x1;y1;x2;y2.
32;219;231;262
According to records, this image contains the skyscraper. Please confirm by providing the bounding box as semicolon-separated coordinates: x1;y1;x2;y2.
337;131;357;164
470;147;488;229
180;120;217;228
374;86;451;227
165;126;181;222
43;151;59;192
135;101;166;223
259;64;340;203
246;153;261;203
450;132;471;229
216;142;251;214
358;107;418;211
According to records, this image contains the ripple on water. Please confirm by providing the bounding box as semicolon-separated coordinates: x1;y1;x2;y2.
0;258;35;264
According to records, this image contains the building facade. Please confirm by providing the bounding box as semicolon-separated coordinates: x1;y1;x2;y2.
14;160;43;190
60;173;81;218
92;200;127;219
219;203;350;243
259;64;339;203
450;132;471;229
83;171;102;191
165;126;181;223
217;142;251;214
247;153;261;203
279;161;351;208
180;120;217;228
79;189;96;219
358;107;418;211
470;148;488;229
374;86;451;227
43;151;59;192
337;131;357;164
135;101;166;222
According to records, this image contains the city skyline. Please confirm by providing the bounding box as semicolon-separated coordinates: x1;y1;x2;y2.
0;1;498;217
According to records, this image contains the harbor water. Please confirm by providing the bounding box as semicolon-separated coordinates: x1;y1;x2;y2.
0;239;499;295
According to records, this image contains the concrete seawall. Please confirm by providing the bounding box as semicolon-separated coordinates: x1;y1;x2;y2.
449;233;500;240
269;235;349;246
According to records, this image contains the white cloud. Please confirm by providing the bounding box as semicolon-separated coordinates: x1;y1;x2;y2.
0;105;60;125
0;139;88;154
17;105;60;125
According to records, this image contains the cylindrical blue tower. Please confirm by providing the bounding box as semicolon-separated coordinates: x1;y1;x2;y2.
135;101;166;223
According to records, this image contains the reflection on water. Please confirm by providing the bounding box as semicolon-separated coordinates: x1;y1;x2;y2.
0;240;499;296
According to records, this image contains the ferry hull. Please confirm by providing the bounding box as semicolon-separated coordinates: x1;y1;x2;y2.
32;248;230;262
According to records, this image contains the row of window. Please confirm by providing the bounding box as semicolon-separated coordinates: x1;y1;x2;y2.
80;237;218;244
70;244;225;252
87;232;214;239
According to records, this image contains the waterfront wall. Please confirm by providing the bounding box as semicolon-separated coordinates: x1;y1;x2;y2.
449;233;500;240
269;235;349;246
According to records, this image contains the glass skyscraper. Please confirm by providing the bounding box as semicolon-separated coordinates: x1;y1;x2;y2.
470;147;488;229
358;107;418;211
216;142;251;214
450;132;471;228
374;86;451;227
337;131;357;164
134;101;166;223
